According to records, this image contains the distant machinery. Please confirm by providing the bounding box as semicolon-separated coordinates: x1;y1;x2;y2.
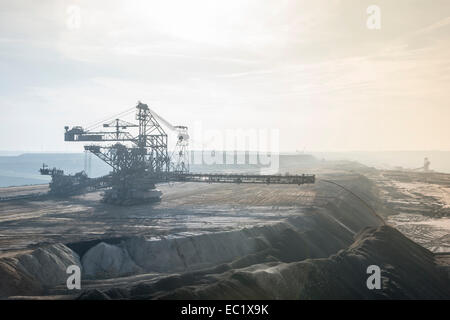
39;163;109;196
423;157;431;172
41;101;315;205
39;163;64;177
411;157;431;172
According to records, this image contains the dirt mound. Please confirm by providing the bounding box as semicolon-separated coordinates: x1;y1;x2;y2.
17;243;81;287
78;210;357;279
0;244;80;298
82;242;142;278
82;226;449;299
158;226;449;299
0;259;43;298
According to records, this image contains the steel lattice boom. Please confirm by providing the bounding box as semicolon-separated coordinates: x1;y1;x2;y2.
46;101;316;205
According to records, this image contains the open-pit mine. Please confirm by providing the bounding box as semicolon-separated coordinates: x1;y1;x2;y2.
0;154;449;299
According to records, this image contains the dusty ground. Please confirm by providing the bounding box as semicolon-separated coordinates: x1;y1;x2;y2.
0;184;48;199
0;160;375;258
0;178;342;258
0;161;449;299
367;170;450;252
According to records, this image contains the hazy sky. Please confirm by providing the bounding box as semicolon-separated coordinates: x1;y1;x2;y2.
1;0;449;152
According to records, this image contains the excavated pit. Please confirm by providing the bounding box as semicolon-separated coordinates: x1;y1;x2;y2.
1;166;449;299
0;182;383;298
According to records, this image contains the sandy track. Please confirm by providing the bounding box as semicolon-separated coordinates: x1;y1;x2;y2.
367;170;450;252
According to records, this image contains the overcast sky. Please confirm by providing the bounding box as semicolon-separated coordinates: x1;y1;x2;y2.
1;0;449;152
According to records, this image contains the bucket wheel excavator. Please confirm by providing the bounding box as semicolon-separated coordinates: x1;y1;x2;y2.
41;101;315;205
